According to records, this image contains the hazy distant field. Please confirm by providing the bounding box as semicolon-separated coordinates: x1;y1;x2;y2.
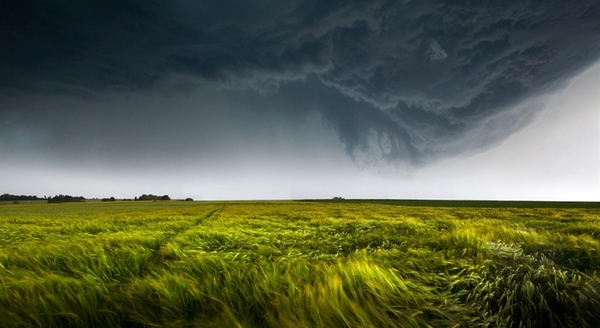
0;201;599;327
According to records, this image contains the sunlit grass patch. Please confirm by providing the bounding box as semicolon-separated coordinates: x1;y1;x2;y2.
263;256;476;328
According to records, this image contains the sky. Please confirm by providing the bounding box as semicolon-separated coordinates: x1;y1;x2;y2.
1;0;599;201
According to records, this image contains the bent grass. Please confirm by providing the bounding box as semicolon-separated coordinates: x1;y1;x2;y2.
0;201;599;327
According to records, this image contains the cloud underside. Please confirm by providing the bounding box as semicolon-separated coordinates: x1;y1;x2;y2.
2;0;600;165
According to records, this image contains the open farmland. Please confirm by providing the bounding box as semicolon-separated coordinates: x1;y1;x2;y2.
0;200;599;327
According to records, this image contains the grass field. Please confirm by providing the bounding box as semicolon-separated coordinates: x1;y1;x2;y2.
0;200;599;327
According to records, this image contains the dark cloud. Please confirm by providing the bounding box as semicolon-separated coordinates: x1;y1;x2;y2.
1;0;599;165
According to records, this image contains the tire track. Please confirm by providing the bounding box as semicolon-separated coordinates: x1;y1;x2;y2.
148;204;226;265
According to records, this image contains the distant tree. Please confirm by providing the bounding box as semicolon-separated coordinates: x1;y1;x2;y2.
101;197;116;202
135;194;170;201
136;194;151;201
47;195;85;203
332;196;345;201
185;198;194;201
1;193;41;201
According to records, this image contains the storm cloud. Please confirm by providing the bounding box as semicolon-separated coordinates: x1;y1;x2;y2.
2;0;600;165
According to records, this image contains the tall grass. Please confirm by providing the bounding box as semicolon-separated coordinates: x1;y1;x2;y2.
0;201;599;327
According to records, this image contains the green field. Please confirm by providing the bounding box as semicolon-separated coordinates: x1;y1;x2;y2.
0;200;599;327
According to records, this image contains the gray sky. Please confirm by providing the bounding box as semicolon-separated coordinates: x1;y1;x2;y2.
1;0;599;200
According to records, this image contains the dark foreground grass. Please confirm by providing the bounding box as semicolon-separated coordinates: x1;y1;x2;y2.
0;201;599;327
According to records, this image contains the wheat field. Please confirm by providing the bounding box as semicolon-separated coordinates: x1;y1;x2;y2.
0;200;599;327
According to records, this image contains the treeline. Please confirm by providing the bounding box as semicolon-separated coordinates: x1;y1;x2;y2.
135;194;171;201
47;195;86;203
1;193;42;201
4;193;177;203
